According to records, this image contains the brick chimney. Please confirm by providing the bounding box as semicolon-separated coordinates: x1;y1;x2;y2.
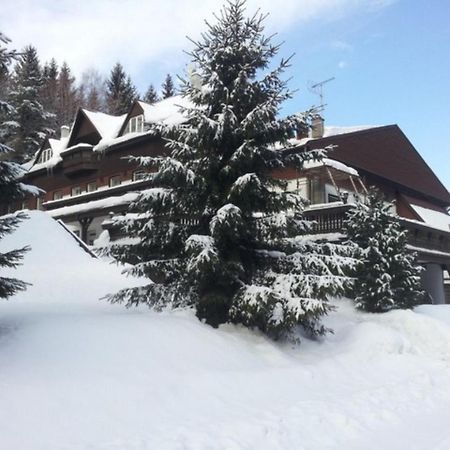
60;125;70;139
311;114;324;139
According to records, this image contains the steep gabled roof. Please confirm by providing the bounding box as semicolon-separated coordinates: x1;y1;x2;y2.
67;108;125;148
23;135;69;173
301;125;450;206
118;95;191;136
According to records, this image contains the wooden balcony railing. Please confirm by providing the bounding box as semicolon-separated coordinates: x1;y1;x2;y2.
302;202;450;258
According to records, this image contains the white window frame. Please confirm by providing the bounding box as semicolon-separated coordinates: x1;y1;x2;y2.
109;175;122;188
36;197;44;210
132;170;147;182
71;186;82;196
39;148;52;163
53;191;63;200
125;114;144;134
87;181;97;192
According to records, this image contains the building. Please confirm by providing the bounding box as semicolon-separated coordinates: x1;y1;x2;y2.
3;97;450;303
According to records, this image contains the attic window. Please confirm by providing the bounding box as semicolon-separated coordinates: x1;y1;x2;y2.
38;148;53;163
125;114;144;134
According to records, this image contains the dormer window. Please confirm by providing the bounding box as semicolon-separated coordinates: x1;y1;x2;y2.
125;114;144;134
38;148;52;163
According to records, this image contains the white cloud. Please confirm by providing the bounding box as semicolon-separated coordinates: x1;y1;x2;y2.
0;0;393;82
331;40;353;51
338;60;348;69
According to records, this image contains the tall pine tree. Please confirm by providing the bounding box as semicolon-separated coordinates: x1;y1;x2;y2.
344;190;424;312
106;0;355;339
0;33;37;299
78;68;107;112
143;83;159;104
161;73;175;99
56;62;78;127
5;45;54;162
106;62;138;115
41;58;59;129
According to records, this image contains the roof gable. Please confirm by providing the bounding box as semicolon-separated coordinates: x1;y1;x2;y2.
117;101;145;136
67;109;125;147
304;125;450;206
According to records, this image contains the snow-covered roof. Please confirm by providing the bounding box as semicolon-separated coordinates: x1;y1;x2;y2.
94;96;193;152
82;110;126;139
303;157;359;176
138;95;192;126
323;125;380;138
23;136;69;174
289;124;383;147
410;204;450;233
47;192;139;219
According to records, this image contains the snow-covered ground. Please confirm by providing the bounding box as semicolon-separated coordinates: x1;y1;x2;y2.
1;211;450;450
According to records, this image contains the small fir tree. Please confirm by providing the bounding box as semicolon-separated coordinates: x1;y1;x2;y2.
0;33;36;299
344;190;424;312
106;62;138;115
143;84;159;104
161;74;175;98
106;0;355;339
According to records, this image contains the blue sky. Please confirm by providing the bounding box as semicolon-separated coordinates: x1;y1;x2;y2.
2;0;449;191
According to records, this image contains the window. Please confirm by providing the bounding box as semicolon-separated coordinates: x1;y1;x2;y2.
328;194;340;203
36;197;44;210
109;175;121;187
87;181;97;192
87;230;97;246
71;186;82;196
125;114;144;134
133;170;147;182
38;148;52;163
21;201;28;210
53;191;63;200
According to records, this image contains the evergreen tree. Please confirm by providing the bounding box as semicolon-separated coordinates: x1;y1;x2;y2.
56;62;78;127
78;68;107;112
5;45;54;162
344;190;424;312
143;84;159;104
0;33;35;299
161;73;175;99
41;58;59;126
106;1;355;339
106;62;138;115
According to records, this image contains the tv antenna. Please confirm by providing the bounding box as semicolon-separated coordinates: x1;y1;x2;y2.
308;77;335;111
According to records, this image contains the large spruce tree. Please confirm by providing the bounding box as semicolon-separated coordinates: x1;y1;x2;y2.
106;0;355;339
0;33;37;299
5;45;54;162
344;190;424;312
106;62;138;115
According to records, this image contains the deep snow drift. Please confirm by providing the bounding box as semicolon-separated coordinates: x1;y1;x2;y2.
1;211;450;450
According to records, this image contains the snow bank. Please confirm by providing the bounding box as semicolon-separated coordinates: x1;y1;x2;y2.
1;212;450;449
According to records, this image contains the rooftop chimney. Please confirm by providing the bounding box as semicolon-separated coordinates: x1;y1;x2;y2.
311;114;324;139
60;125;70;139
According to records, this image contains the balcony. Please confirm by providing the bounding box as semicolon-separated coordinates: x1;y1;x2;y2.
302;202;450;263
61;145;98;177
